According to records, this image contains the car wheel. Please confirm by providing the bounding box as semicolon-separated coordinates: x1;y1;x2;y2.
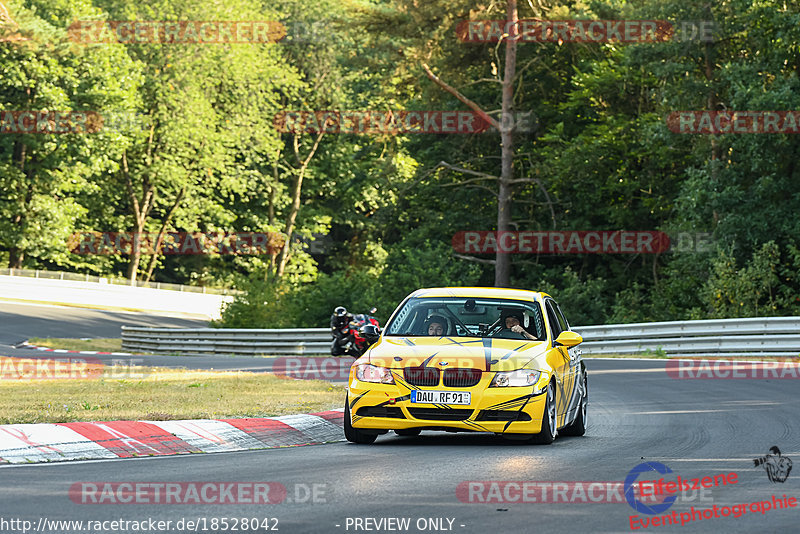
530;381;557;445
344;397;378;444
394;429;421;437
561;372;587;437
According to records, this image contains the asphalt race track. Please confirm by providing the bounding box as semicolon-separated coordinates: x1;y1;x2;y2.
0;302;293;372
0;302;207;343
1;355;798;533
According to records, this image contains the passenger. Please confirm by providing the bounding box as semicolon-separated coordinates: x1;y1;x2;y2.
425;315;448;336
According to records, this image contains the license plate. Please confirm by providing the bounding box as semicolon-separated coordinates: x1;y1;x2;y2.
410;390;471;405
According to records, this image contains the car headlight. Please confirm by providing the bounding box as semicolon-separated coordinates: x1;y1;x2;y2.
490;369;541;387
355;364;395;384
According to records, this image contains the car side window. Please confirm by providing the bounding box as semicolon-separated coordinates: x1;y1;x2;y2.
553;301;569;331
529;303;546;340
545;300;562;341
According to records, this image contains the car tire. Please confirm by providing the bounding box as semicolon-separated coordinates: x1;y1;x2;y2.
530;381;557;445
561;372;587;437
344;397;378;444
394;429;421;437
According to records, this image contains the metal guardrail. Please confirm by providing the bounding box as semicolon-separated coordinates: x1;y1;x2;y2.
573;317;800;357
573;317;800;339
122;327;332;355
0;268;238;295
121;317;800;357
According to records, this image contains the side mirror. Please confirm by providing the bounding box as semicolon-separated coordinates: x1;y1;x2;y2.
369;307;377;314
555;331;583;348
360;324;380;345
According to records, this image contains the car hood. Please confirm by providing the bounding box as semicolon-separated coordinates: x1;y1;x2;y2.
365;336;549;372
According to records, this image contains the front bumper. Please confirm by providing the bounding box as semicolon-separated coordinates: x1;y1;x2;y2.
347;371;548;434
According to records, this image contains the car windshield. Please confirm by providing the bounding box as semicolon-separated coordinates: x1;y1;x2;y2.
384;297;546;340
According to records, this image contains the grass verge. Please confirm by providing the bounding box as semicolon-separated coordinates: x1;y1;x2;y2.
0;364;345;424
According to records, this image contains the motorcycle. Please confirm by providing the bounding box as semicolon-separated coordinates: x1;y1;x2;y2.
331;307;381;357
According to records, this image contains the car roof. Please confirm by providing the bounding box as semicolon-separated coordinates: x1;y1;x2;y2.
408;287;550;301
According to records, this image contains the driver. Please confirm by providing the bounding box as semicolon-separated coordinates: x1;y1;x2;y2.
425;315;448;336
501;310;538;341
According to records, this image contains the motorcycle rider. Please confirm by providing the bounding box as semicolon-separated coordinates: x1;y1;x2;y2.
330;306;354;355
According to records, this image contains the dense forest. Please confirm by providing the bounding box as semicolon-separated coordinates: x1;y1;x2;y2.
1;0;799;327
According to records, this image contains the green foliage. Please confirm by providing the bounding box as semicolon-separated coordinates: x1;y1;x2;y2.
217;242;483;328
642;346;667;359
0;0;141;269
535;267;610;326
212;279;284;329
701;242;794;318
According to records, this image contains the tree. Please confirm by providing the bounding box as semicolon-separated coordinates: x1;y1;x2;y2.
419;0;521;287
94;0;301;283
0;0;140;269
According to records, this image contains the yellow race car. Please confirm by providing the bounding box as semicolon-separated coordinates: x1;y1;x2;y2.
345;287;587;444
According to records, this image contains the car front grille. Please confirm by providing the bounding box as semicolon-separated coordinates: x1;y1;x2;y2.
407;408;474;421
442;368;482;387
476;410;532;422
404;367;440;386
356;406;405;418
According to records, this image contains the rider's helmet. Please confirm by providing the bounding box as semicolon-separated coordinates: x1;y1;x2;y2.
334;306;348;317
